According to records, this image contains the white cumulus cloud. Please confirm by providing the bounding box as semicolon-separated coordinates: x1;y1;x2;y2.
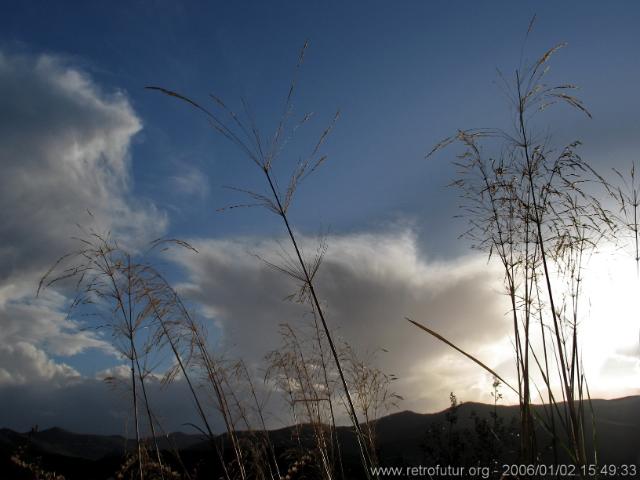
0;49;166;386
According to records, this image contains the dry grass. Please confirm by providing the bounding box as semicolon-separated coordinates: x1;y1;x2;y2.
148;41;377;479
420;35;618;469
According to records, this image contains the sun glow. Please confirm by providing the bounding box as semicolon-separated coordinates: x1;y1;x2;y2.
579;245;640;398
417;244;640;408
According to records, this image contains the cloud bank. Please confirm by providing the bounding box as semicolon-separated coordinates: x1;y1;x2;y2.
174;231;514;416
0;50;165;388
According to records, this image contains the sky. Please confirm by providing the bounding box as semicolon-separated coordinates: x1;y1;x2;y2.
1;1;640;434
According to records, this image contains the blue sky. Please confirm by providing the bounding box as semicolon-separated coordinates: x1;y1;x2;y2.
1;1;640;433
7;0;640;250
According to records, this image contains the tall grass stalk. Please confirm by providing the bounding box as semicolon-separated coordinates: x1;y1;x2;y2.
39;233;171;480
148;42;376;478
420;38;611;469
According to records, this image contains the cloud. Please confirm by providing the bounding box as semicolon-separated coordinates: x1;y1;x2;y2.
170;166;210;198
0;229;515;433
0;50;166;386
0;342;80;386
174;230;514;414
0;50;165;281
0;289;110;357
